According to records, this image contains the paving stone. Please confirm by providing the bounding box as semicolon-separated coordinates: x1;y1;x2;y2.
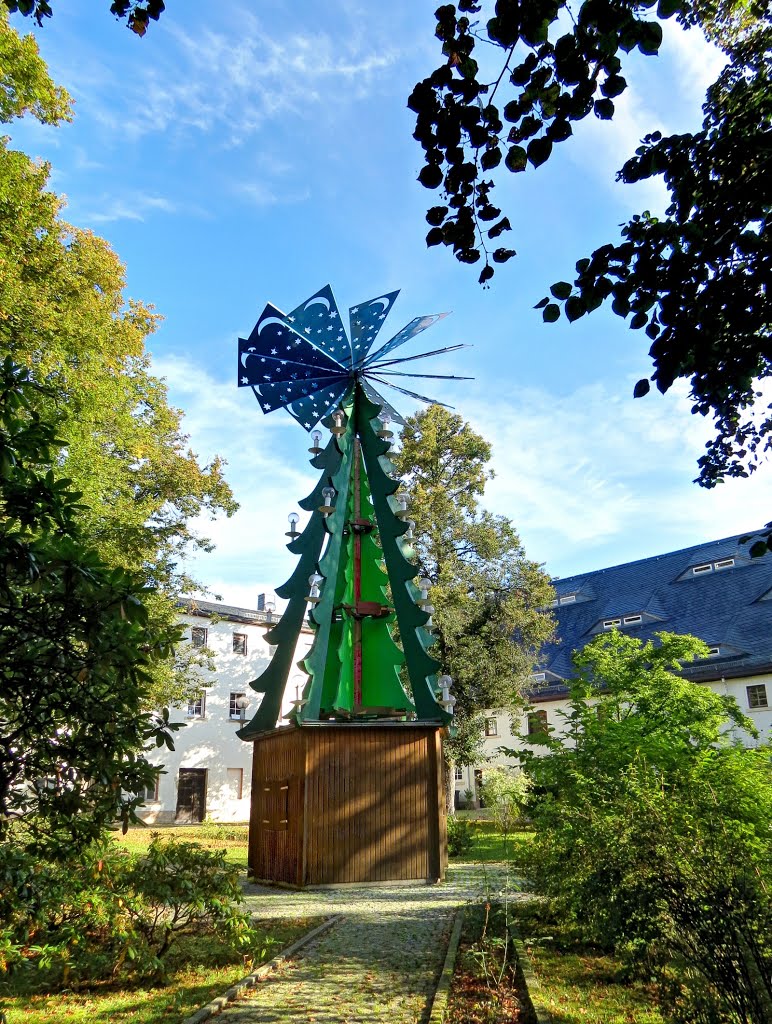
217;862;524;1024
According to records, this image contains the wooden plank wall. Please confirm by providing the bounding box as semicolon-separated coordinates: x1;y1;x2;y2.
303;725;444;886
248;728;305;885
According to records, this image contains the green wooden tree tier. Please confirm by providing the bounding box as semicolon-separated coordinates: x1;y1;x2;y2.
236;286;467;737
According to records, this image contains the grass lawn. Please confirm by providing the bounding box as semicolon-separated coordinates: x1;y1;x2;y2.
513;903;665;1024
448;817;534;863
111;822;250;868
1;920;313;1024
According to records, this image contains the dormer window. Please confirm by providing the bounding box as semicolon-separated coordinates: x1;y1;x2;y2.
708;645;721;657
559;594;576;605
603;618;621;629
691;557;735;576
623;614;642;626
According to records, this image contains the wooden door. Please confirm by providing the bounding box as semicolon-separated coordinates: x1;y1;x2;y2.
176;768;207;822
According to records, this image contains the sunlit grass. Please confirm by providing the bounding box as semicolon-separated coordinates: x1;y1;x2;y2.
0;922;312;1024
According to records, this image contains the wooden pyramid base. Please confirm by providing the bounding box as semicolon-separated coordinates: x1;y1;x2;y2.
246;722;447;887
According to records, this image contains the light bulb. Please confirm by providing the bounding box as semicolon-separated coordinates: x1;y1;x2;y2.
312;429;322;446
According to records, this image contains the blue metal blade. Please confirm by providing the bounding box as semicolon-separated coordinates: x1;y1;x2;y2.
361;312;450;368
359;378;405;426
285;285;352;365
239;347;348;388
253;375;349;414
286;379;351;431
238;303;345;387
347;289;400;367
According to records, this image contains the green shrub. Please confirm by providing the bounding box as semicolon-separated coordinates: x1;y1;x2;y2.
447;815;475;857
0;835;256;990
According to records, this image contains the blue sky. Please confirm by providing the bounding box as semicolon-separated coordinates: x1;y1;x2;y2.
7;1;771;606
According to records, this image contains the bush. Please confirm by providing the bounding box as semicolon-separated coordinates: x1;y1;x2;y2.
0;835;256;989
513;632;772;1024
447;815;475;857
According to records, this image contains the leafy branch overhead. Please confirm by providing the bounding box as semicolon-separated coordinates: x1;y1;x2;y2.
2;1;165;35
410;2;771;487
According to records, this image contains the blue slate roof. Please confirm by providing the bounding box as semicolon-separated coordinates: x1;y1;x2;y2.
535;533;772;701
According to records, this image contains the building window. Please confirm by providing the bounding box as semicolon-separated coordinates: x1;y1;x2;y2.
602;618;621;629
708;646;721;657
233;633;247;655
623;614;642;625
484;717;498;737
527;709;549;736
191;626;207;648
747;684;768;710
138;778;158;802
226;767;244;800
692;563;712;575
715;558;735;571
454;766;463;782
187;691;205;718
230;692;247;720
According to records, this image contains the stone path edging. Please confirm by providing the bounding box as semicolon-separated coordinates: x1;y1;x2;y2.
508;922;552;1024
427;906;465;1024
181;915;342;1024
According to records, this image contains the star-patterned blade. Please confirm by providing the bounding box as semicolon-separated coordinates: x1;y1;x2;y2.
368;374;455;409
347;290;400;367
238;303;345;386
362;312;450;368
360;378;405;426
286;379;351;431
252;375;348;415
239;349;348;390
285;285;351;365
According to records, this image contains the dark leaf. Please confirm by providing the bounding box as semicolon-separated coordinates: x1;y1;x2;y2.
426;227;445;247
543;303;560;323
479;264;494;285
633;378;651;398
505;145;528;172
527;137;552;167
594;98;615;120
418;164;444;189
550;282;572;300
565;297;586;322
488;217;511;239
492;247;516;263
426;205;449;226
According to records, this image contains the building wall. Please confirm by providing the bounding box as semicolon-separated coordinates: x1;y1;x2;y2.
139;608;313;824
462;673;772;800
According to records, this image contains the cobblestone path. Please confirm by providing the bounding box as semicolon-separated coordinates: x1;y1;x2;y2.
218;863;520;1024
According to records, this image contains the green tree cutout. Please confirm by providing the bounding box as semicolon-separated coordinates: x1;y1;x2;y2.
239;385;451;737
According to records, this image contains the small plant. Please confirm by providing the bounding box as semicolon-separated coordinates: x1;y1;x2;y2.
447;815;475;857
0;835;258;990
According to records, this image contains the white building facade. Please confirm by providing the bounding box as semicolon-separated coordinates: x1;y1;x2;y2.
139;599;313;824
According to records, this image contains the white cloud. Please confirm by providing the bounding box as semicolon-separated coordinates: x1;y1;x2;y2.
153;350;772;602
459;379;772;578
236;182;311;207
83;192;178;223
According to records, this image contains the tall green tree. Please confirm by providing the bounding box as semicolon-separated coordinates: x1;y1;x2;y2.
512;630;771;1024
410;2;771;486
0;11;237;707
0;359;179;853
394;404;554;772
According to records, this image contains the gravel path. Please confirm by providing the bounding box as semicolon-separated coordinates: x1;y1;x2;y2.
217;863;521;1024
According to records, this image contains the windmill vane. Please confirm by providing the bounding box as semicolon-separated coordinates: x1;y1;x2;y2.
238;284;468;429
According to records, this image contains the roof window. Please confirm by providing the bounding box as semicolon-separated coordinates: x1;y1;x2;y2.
623;614;642;625
691;557;735;576
603;618;621;629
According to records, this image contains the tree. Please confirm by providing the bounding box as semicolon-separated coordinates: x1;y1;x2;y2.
511;630;771;1024
0;359;179;854
0;11;238;708
394;404;554;773
3;1;165;37
410;2;771;486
